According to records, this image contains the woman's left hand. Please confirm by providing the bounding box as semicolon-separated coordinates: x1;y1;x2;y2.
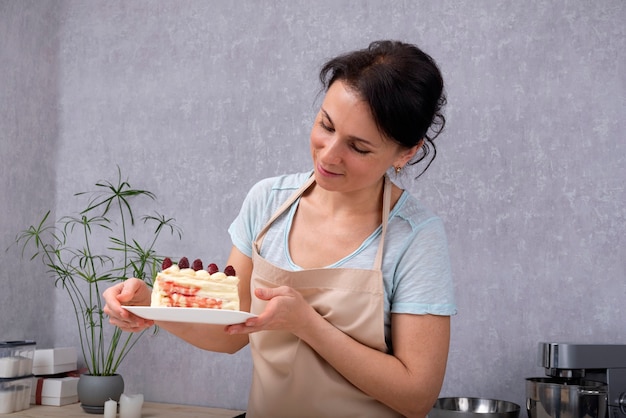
226;286;315;336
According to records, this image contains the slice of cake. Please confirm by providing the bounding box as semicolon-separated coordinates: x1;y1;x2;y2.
151;257;239;310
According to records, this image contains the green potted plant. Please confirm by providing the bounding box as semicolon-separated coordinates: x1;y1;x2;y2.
14;167;181;413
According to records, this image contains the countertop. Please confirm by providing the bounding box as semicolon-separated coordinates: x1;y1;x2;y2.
6;402;244;417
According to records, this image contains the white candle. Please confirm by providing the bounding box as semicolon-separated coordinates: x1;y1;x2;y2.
119;393;143;418
104;399;117;418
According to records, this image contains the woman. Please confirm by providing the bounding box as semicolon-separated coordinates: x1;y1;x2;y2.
103;40;456;418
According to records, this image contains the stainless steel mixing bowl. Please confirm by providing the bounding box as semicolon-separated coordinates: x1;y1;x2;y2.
430;397;521;418
526;377;607;418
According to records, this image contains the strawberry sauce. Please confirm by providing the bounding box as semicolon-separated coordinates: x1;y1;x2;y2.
161;280;223;308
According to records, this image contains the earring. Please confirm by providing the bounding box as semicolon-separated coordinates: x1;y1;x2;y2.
394;166;402;175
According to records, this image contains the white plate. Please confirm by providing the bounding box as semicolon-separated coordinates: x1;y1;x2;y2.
122;306;256;325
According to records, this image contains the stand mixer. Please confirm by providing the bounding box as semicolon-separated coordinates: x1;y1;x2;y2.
527;342;626;418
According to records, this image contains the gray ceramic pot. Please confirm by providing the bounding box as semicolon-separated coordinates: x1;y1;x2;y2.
77;374;124;414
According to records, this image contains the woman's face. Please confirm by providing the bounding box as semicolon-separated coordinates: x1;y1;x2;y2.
310;80;416;194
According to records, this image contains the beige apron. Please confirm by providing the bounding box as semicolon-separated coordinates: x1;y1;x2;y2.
247;174;402;418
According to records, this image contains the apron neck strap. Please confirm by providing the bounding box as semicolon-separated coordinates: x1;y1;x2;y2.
254;174;316;252
374;174;392;271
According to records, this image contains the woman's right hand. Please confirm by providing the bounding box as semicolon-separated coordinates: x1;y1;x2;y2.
102;278;154;332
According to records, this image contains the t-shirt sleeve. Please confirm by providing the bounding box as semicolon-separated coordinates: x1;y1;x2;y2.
390;217;457;316
228;177;275;258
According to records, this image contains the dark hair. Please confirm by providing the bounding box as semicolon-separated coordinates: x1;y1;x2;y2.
319;40;447;177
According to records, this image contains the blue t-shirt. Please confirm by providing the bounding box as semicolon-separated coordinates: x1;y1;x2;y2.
228;172;457;348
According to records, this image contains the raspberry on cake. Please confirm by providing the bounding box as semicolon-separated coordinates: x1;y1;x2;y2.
151;257;240;310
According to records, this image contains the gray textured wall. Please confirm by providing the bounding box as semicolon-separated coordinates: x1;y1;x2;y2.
1;0;59;349
1;0;625;414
